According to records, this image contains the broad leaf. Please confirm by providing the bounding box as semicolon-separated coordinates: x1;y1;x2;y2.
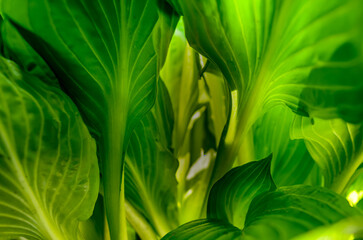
125;80;178;237
0;19;56;86
243;185;361;240
0;57;99;239
207;156;275;229
291;116;363;193
2;1;178;238
161;219;242;240
167;0;363;187
291;216;363;240
253;105;320;186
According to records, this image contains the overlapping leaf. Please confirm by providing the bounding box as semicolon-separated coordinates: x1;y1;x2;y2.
167;0;363;186
253;105;320;186
161;219;242;240
243;186;361;240
291;116;363;193
291;216;363;240
164;158;360;240
0;57;99;239
125;80;178;237
207;156;275;229
1;1;178;238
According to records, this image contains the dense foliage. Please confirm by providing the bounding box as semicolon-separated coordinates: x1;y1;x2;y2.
0;0;362;239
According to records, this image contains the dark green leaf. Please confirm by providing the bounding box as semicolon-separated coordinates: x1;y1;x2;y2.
243;185;361;240
161;219;242;240
2;1;178;238
125;80;178;237
207;156;276;229
253;105;320;187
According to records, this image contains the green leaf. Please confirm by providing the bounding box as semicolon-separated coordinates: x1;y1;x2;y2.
345;166;363;207
78;195;105;240
291;216;363;240
179;107;216;223
243;185;360;240
253;105;320;187
291;116;363;193
207;156;275;229
0;57;99;239
161;20;200;155
161;219;242;240
167;0;363;188
0;19;56;86
202;63;229;147
125;80;178;237
2;1;178;238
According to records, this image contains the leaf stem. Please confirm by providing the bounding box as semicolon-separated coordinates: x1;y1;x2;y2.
125;200;158;240
329;147;363;194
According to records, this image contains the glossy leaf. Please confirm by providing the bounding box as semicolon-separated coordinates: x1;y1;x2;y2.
243;185;360;240
291;116;363;193
167;0;363;188
253;105;320;187
0;57;99;239
125;80;178;237
2;1;178;238
161;219;242;240
207;156;275;229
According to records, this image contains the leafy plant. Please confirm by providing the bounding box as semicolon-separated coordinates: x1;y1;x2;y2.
0;0;362;239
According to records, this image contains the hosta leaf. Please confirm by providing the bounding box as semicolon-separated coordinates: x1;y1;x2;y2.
291;216;363;240
2;1;178;238
167;0;363;186
243;185;361;240
0;57;99;239
125;80;178;237
253;105;320;187
291;116;363;193
161;219;242;240
207;156;275;229
0;19;56;86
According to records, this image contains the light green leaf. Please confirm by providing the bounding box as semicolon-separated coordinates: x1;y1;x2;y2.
207;155;275;229
161;219;242;240
179;108;216;223
243;185;361;240
0;57;99;239
167;0;363;188
2;1;178;238
125;80;178;237
253;105;320;187
291;117;363;193
161;21;219;223
345;166;363;207
202;63;229;147
291;216;363;240
161;20;200;155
